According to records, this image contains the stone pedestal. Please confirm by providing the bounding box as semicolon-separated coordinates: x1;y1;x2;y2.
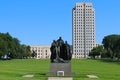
47;63;74;76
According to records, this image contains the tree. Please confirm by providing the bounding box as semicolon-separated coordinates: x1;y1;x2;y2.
0;32;32;59
19;44;32;59
0;39;7;57
102;34;120;59
31;50;37;58
22;45;31;58
115;38;120;60
89;45;104;59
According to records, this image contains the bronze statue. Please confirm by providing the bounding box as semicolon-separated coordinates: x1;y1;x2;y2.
50;37;72;63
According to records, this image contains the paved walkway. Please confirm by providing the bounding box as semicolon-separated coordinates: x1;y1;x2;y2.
23;74;34;78
48;77;73;80
87;74;98;78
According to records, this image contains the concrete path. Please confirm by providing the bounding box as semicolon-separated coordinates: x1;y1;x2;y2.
23;74;34;78
87;74;98;78
48;77;73;80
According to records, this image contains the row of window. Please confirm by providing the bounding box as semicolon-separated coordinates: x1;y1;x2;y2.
73;14;93;16
74;56;84;59
74;41;95;43
73;17;95;20
37;52;48;55
74;12;94;15
73;28;94;30
74;28;95;31
74;37;95;39
76;9;92;11
74;22;94;27
73;24;94;27
73;13;90;15
73;16;94;18
74;53;84;55
74;19;94;24
74;25;94;30
73;18;94;21
74;11;94;13
74;35;95;38
74;47;94;49
73;21;94;23
73;20;93;23
31;49;48;53
76;5;92;8
73;35;95;38
73;30;94;33
74;47;93;49
74;49;90;53
74;42;95;44
74;44;94;46
74;25;94;27
74;38;95;41
73;43;95;45
74;34;94;36
37;56;50;59
76;8;93;10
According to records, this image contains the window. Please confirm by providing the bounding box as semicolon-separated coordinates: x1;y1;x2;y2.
38;53;40;55
45;50;47;52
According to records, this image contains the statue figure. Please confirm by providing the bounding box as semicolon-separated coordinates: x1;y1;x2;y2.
64;41;72;60
56;37;64;59
50;37;72;63
50;40;57;62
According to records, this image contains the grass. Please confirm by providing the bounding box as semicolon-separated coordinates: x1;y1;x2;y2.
0;59;120;80
72;59;120;80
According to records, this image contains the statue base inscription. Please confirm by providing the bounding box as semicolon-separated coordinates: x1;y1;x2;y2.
47;63;74;76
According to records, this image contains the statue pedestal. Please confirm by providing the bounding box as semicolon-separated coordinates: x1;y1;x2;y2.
47;63;75;76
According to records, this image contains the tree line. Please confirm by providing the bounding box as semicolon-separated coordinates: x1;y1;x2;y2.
89;34;120;60
0;32;34;59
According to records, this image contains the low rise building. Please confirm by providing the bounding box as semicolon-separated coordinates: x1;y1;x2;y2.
30;45;51;59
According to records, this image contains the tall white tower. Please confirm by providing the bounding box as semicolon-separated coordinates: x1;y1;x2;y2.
72;3;96;58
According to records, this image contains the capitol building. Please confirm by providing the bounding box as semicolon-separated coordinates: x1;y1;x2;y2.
30;2;98;59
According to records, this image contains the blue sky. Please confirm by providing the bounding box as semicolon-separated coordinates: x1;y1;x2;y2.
0;0;120;45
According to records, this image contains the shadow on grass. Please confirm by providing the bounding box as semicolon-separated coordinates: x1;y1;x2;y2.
39;73;46;76
35;73;46;76
95;58;120;65
74;74;87;78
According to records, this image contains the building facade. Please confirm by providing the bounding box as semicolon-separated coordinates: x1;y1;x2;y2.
30;45;51;59
30;45;73;59
72;3;96;58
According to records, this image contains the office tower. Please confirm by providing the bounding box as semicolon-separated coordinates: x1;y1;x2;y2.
72;3;96;58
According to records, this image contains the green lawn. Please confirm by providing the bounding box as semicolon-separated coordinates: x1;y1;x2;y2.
0;59;119;80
